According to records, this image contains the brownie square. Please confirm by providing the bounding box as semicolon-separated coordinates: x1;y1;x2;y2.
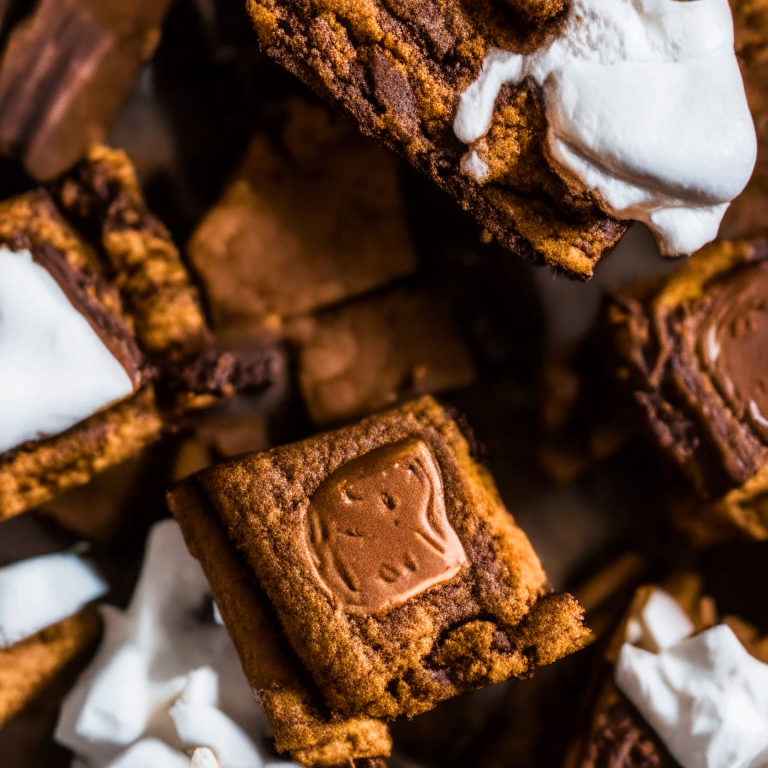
0;146;280;521
169;397;592;744
0;0;174;181
186;98;417;338
608;237;768;541
289;286;476;426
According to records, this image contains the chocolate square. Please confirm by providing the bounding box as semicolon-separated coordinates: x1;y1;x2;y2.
169;396;592;757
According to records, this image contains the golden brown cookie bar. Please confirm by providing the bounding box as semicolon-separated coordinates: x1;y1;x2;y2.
0;148;280;521
567;575;768;768
245;0;626;280
169;396;593;763
288;286;476;427
608;239;768;541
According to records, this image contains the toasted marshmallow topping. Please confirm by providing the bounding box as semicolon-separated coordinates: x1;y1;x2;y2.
57;520;294;768
453;0;757;256
615;589;768;768
0;248;134;455
0;552;107;648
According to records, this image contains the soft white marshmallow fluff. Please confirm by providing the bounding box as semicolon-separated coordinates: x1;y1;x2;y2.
57;519;296;768
0;552;107;648
453;0;757;256
615;590;768;768
0;248;134;455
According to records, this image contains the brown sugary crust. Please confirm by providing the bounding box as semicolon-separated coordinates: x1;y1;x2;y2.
54;145;212;359
245;0;626;280
181;396;592;723
168;479;393;767
608;239;768;542
0;387;164;521
0;607;101;728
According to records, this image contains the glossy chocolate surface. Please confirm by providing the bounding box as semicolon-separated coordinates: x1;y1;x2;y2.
305;438;467;612
702;263;768;440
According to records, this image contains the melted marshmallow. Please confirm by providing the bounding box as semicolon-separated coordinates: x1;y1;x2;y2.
453;0;757;256
615;590;768;768
0;553;107;649
0;248;134;455
56;520;295;768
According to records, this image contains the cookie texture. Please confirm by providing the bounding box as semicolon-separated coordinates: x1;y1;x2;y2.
168;479;393;767
245;0;626;280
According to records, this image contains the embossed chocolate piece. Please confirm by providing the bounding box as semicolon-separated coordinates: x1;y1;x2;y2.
701;263;768;440
305;438;467;612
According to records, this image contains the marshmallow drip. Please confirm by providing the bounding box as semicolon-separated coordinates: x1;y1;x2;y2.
453;0;757;256
0;248;134;455
615;590;768;768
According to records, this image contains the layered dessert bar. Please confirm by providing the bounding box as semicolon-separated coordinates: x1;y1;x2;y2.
608;238;768;543
0;145;279;521
569;575;768;768
169;396;593;765
0;0;174;180
0;551;106;729
245;0;756;279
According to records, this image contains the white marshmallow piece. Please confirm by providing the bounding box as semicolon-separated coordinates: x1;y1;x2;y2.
56;520;291;768
0;552;107;649
192;748;222;768
624;587;696;653
453;0;757;256
0;247;134;455
104;739;190;768
616;622;768;768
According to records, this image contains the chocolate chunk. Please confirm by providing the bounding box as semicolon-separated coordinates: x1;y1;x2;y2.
306;439;467;612
0;0;173;180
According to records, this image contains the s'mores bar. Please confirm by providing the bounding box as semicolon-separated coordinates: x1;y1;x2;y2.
569;576;768;768
0;146;279;521
608;238;768;543
169;396;593;765
246;0;755;278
